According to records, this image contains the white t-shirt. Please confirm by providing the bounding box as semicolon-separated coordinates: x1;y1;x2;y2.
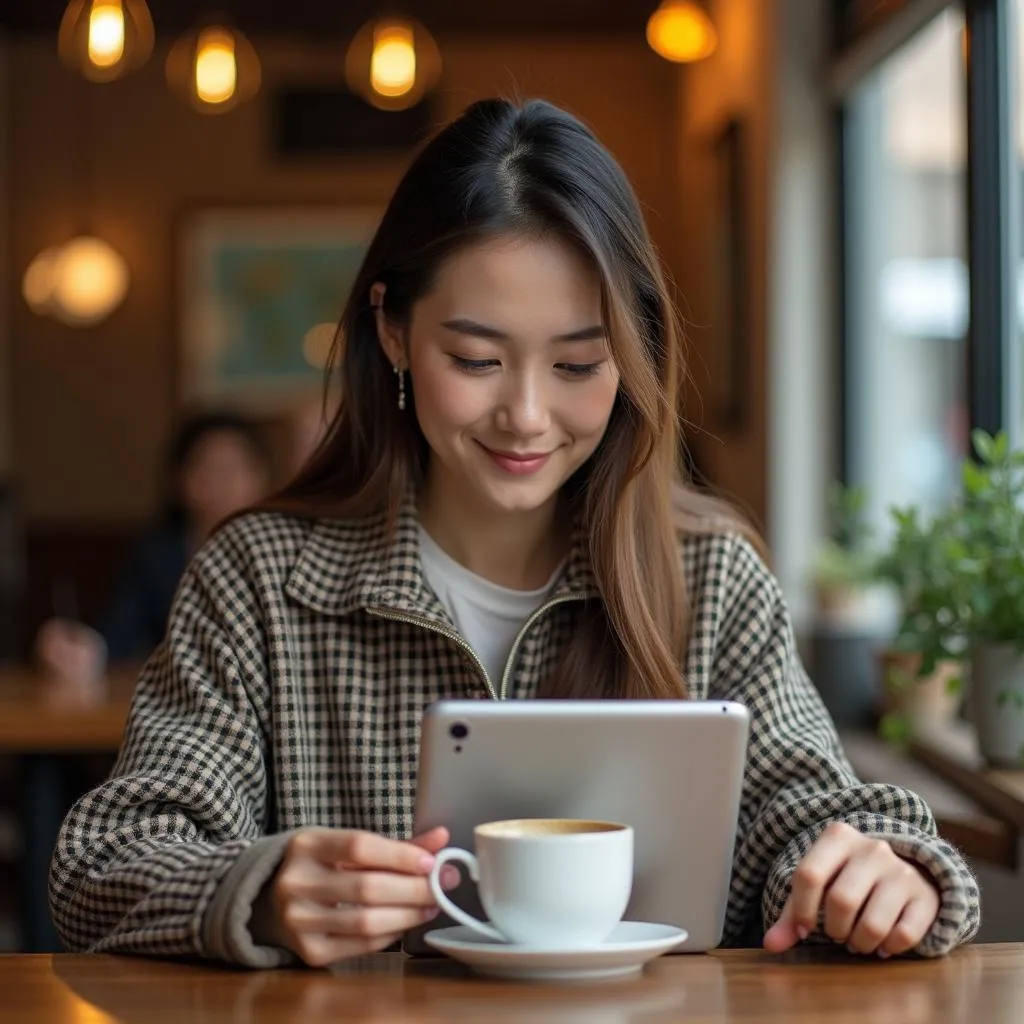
418;525;562;687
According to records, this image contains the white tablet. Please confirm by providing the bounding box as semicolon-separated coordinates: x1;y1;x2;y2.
405;699;750;955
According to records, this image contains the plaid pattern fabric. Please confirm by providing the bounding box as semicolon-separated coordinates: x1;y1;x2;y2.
50;497;981;964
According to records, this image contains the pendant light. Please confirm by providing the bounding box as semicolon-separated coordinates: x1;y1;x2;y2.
646;1;718;63
23;238;130;326
166;16;261;114
21;81;130;327
345;16;441;111
58;0;154;83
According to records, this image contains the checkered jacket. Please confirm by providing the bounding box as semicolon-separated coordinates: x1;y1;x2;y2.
50;498;980;966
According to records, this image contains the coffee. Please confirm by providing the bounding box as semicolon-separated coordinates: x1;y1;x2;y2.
477;819;623;837
428;818;633;948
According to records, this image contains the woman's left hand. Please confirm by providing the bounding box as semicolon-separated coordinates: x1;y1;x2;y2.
763;821;940;958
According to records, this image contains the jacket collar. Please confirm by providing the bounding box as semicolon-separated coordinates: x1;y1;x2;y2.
285;490;598;619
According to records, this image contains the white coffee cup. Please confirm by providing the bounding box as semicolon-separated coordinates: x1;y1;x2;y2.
428;818;633;948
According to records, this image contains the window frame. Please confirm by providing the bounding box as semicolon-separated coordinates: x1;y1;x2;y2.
832;0;1020;484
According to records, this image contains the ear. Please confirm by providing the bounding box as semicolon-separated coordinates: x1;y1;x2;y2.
370;282;407;370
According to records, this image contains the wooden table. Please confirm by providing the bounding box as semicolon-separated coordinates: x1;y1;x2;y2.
0;665;136;952
0;665;135;751
4;945;1021;1023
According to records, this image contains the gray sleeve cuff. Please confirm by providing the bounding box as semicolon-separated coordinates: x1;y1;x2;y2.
203;831;299;968
877;832;981;956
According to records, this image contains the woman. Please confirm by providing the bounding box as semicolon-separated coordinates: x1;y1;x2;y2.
50;99;979;968
35;412;272;684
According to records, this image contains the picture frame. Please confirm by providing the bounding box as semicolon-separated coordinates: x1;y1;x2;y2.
710;118;749;432
176;204;381;411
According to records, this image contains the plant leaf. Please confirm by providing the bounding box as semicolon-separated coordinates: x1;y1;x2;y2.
879;711;911;749
972;429;995;463
962;460;987;496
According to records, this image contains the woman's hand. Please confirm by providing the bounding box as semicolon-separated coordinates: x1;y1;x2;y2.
763;822;940;958
252;826;454;966
34;618;107;687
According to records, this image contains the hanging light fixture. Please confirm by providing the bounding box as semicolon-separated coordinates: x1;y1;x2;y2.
346;16;441;111
58;0;155;83
646;1;718;63
22;236;130;327
166;17;261;114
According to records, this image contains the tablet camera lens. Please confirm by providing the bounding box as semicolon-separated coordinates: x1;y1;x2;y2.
450;722;469;740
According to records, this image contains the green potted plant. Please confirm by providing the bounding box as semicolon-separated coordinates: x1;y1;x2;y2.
874;649;961;748
811;483;878;616
877;429;1024;767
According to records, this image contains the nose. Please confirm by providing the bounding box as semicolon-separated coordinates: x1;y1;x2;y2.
494;370;551;438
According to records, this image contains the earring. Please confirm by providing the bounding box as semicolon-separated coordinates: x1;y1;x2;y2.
394;365;406;410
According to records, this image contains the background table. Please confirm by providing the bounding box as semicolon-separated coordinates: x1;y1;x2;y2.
3;945;1021;1023
0;666;135;952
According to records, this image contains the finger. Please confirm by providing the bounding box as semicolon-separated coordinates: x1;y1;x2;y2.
300;868;439;909
823;847;890;943
411;827;450;854
845;877;910;954
787;824;861;937
296;830;436;874
295;930;406;968
878;892;940;957
283;898;436;938
328;904;437;939
763;905;801;953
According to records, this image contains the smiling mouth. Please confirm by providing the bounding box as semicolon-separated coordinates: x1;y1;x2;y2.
487;449;550;460
477;443;553;475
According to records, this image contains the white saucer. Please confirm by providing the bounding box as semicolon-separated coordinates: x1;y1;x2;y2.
423;921;688;981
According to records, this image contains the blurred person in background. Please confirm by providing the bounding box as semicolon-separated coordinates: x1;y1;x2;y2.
34;412;272;686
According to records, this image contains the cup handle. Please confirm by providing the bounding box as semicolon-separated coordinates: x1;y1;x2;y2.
428;848;506;942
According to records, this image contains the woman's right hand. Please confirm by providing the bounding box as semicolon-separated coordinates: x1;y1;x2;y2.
252;826;455;966
34;618;107;687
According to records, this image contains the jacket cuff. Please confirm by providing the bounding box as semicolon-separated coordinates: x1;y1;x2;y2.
203;831;298;967
877;832;981;956
763;821;981;957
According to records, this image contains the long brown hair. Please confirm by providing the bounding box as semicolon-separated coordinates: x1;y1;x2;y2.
260;98;760;699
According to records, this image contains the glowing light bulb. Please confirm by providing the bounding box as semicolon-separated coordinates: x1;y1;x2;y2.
59;0;154;83
346;17;439;111
23;237;130;326
87;1;126;69
646;1;718;63
194;27;237;105
370;24;417;98
166;21;259;113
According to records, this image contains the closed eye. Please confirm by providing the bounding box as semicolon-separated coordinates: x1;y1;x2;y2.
557;362;603;378
451;356;499;373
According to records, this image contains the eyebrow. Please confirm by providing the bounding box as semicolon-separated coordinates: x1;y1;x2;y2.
440;318;607;342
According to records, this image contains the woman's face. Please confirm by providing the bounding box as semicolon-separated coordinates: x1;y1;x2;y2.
180;430;269;529
375;234;620;518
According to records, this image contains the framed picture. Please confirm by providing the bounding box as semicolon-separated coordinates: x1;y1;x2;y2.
177;205;381;410
710;119;749;432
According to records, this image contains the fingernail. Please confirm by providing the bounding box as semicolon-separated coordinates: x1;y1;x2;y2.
797;926;809;941
441;866;460;890
423;907;440;921
878;950;890;960
419;854;436;871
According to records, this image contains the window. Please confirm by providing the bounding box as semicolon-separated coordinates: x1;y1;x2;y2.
843;8;968;536
1016;0;1024;440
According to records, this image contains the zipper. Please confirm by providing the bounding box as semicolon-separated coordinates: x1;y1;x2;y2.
366;605;499;700
369;591;590;702
497;592;588;699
